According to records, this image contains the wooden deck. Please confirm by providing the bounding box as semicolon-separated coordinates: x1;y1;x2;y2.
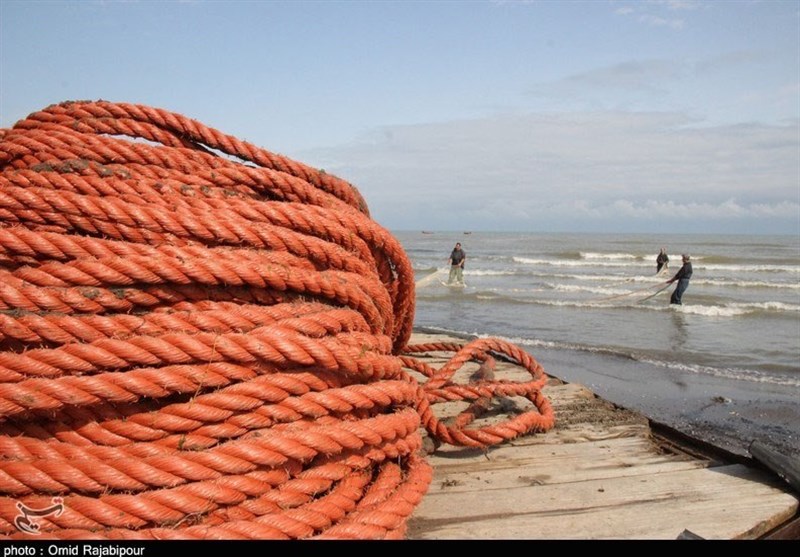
405;333;799;540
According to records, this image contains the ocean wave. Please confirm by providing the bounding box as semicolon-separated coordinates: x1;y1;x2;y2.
459;295;666;309
420;267;799;291
511;257;798;275
617;275;795;290
513;257;649;268
550;284;633;296
580;252;640;260
465;269;519;276
447;286;660;301
699;252;800;266
471;333;800;389
695;278;800;289
675;301;800;316
489;334;640;360
434;291;798;315
528;271;662;284
741;301;800;312
637;358;800;388
415;267;519;277
546;298;800;315
699;263;799;273
414;266;442;274
471;287;545;294
673;305;751;317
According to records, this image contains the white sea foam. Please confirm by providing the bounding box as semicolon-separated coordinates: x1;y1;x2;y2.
675;301;800;316
674;305;751;317
534;298;636;309
551;284;632;296
513;257;648;269
512;256;800;275
464;265;797;290
475;333;800;389
580;252;639;260
475;296;798;315
638;358;800;388
699;263;799;273
476;287;546;294
695;278;800;289
529;271;658;284
464;269;518;276
741;301;800;312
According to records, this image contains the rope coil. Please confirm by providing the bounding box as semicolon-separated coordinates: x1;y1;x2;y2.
0;100;554;539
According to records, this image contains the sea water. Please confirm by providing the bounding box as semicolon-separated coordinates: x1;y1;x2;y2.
400;231;800;456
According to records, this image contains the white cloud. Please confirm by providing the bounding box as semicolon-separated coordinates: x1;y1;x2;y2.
565;199;800;220
694;50;765;75
638;14;685;29
649;0;704;11
303;110;799;233
535;59;682;95
614;0;706;28
526;53;797;127
736;82;800;118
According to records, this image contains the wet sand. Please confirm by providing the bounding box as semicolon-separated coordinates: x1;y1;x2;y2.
535;344;800;458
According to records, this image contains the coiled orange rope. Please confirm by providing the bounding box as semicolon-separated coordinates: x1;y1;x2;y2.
0;100;554;539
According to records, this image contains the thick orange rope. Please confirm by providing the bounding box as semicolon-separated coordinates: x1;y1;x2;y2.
0;100;554;539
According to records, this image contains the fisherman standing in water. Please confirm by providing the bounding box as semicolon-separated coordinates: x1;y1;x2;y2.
447;242;466;285
656;248;669;274
667;254;692;305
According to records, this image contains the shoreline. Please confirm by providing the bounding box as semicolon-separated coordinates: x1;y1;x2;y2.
411;326;800;459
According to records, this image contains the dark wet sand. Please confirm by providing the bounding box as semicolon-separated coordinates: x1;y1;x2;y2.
527;344;800;459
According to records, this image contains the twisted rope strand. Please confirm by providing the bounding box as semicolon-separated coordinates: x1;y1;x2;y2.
12;101;369;213
0;100;554;539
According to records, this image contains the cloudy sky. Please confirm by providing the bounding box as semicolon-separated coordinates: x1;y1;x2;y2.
1;0;798;234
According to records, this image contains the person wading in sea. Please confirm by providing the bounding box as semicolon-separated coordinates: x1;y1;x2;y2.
656;247;669;274
667;254;693;304
447;242;466;285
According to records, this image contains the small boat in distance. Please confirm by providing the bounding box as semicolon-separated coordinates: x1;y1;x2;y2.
463;231;472;235
421;231;435;234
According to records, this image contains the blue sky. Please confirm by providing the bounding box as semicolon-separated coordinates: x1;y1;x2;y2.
1;0;798;234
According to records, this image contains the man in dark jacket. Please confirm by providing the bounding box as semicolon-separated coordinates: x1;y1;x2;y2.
667;254;693;304
447;242;466;285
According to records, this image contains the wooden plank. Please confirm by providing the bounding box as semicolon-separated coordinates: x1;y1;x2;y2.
426;437;706;492
408;464;799;539
430;435;666;468
764;515;800;539
545;382;596;396
425;423;650;452
515;423;651;444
